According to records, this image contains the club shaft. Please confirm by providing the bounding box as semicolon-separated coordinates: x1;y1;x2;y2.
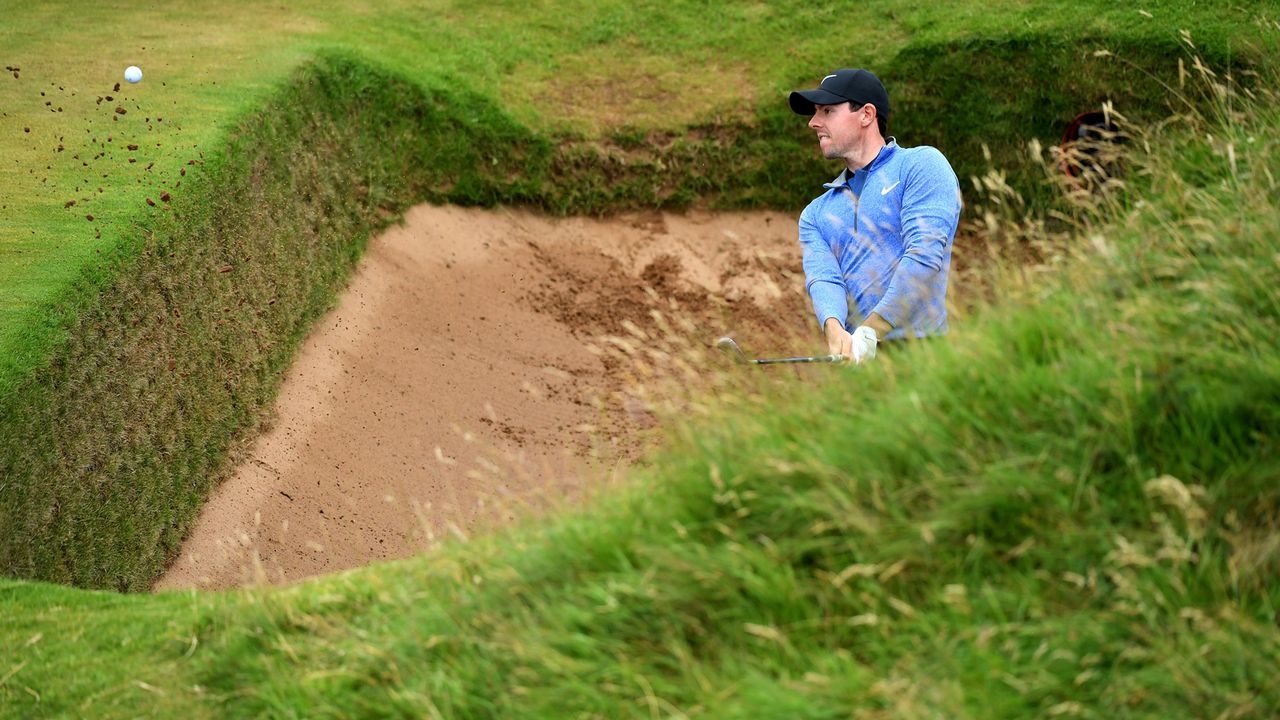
752;355;844;364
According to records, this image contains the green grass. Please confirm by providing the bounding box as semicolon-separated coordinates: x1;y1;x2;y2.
2;0;1271;388
3;67;1278;714
3;2;1276;591
0;580;215;716
0;2;1278;712
2;78;1280;712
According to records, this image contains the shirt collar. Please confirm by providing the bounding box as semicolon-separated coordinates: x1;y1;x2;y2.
823;138;898;188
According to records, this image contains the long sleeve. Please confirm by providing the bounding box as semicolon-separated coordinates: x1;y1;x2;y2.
799;203;849;328
872;148;961;331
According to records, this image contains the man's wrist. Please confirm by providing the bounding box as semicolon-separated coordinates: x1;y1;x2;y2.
861;313;893;337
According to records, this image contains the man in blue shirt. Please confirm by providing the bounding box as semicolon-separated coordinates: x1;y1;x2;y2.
789;68;962;363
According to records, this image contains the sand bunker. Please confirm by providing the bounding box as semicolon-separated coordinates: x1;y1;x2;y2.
154;204;813;590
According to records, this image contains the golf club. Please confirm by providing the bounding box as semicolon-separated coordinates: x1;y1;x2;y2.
715;337;845;365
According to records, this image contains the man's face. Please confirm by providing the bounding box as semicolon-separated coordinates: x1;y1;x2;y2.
808;102;870;161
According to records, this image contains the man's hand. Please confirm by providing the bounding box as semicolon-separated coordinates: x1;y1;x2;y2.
824;317;852;358
850;325;878;364
825;318;880;363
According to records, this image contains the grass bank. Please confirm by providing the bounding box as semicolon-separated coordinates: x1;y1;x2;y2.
3;61;1277;717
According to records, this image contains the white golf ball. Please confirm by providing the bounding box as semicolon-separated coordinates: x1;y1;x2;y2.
124;66;142;84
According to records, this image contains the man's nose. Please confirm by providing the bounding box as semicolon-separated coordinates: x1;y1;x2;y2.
808;113;821;129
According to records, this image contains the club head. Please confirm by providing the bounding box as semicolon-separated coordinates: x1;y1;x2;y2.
714;336;749;364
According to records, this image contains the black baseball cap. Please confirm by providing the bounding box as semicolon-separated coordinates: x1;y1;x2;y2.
789;68;890;118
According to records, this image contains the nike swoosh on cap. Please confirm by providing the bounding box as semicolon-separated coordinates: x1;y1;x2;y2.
822;74;838;82
880;181;901;195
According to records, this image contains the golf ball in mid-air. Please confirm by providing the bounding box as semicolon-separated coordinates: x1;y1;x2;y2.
124;65;142;84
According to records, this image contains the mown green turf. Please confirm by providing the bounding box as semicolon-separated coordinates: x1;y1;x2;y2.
3;66;1277;715
0;579;213;716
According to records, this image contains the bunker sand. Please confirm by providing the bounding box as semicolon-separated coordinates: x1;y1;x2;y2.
154;204;807;590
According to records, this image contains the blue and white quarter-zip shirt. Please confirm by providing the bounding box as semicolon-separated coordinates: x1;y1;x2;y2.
798;140;962;340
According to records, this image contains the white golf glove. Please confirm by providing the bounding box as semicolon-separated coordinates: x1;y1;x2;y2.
850;326;878;364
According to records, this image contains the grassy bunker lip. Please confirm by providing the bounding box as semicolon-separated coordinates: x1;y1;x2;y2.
0;33;1263;591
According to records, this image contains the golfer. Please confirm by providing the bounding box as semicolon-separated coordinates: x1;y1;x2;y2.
789;68;962;363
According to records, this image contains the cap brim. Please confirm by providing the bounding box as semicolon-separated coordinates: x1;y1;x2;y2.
788;88;848;115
